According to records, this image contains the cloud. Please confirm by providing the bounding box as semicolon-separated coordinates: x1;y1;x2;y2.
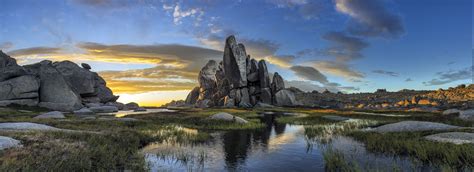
335;0;404;38
372;69;399;77
290;65;328;84
98;67;198;94
7;47;63;57
310;60;364;79
423;66;473;86
322;31;368;62
267;0;324;20
405;78;413;82
0;42;13;50
76;42;222;71
162;3;204;25
285;80;359;93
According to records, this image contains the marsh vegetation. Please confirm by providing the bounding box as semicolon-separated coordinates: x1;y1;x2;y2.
0;107;472;171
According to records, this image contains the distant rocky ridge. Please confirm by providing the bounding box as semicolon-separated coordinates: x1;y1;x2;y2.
169;35;298;108
0;50;121;111
296;85;474;111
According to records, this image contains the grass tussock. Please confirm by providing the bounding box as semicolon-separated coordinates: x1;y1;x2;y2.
348;131;474;169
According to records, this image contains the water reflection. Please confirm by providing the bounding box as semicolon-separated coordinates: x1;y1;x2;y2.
142;113;432;171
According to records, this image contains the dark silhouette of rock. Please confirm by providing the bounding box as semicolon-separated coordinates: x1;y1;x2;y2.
223;36;248;87
0;51;121;111
81;63;91;70
258;60;270;88
271;72;285;94
185;87;200;104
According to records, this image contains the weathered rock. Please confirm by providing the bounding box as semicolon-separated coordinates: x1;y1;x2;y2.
371;121;460;133
105;102;126;110
125;102;140;110
89;106;118;113
0;50;18;68
54;61;96;96
274;89;297;106
0;136;22;150
198;60;218;90
134;107;147;112
239;88;251;107
185;87;200;105
442;109;461;115
0;65;27;82
258;60;270;88
85;103;102;108
37;61;83;111
0;99;38;107
459;109;474;121
425;132;474;144
39;102;81;112
0;122;61;131
93;73;119;103
271;72;285;94
81;63;91;70
81;96;101;103
247;72;259;82
223;36;248;87
34;111;65;119
260;88;272;104
209;112;248;124
73;108;95;115
249;59;258;74
224;96;235;107
0;75;40;101
196;99;212;108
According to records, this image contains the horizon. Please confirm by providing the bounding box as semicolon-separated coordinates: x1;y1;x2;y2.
1;0;472;106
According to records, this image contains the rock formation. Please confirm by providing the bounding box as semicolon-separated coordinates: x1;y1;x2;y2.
184;35;298;108
0;50;120;111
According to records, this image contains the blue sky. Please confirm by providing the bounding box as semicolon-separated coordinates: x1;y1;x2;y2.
0;0;472;105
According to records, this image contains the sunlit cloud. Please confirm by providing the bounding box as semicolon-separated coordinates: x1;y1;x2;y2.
310;60;365;79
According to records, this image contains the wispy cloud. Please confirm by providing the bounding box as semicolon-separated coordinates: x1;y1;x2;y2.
162;3;204;25
0;42;13;50
405;78;413;82
322;31;368;62
423;66;473;86
372;69;399;77
310;60;365;79
290;65;328;84
335;0;404;38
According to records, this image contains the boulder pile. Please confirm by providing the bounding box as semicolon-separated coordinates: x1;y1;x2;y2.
0;50;121;111
184;35;298;108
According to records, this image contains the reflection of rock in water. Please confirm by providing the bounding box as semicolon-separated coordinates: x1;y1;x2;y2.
222;113;288;170
222;131;252;169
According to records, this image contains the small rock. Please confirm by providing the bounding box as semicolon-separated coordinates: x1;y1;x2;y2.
254;102;274;108
442;109;461;115
283;112;308;117
0;122;60;131
73;108;94;115
459;109;474;121
125;102;139;110
34;111;65;119
89;106;118;113
371;121;460;133
209;112;248;124
425;132;474;145
85;103;102;108
0;136;22;150
133;107;146;112
81;63;91;70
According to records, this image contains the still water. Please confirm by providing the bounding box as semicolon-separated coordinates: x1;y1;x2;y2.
140;113;429;171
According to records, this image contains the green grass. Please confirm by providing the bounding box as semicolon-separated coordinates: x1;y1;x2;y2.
322;149;360;172
348;130;474;169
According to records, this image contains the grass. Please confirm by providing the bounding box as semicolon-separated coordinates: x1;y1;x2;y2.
348;130;474;169
322;149;360;172
0;107;473;170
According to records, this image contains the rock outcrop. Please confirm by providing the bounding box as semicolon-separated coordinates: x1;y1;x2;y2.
0;50;120;111
183;35;297;108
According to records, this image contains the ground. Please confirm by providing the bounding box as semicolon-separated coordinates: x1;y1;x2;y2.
0;106;472;171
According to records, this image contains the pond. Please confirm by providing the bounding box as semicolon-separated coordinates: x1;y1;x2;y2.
141;113;437;171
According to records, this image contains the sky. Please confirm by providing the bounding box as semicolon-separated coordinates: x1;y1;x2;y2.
0;0;472;106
